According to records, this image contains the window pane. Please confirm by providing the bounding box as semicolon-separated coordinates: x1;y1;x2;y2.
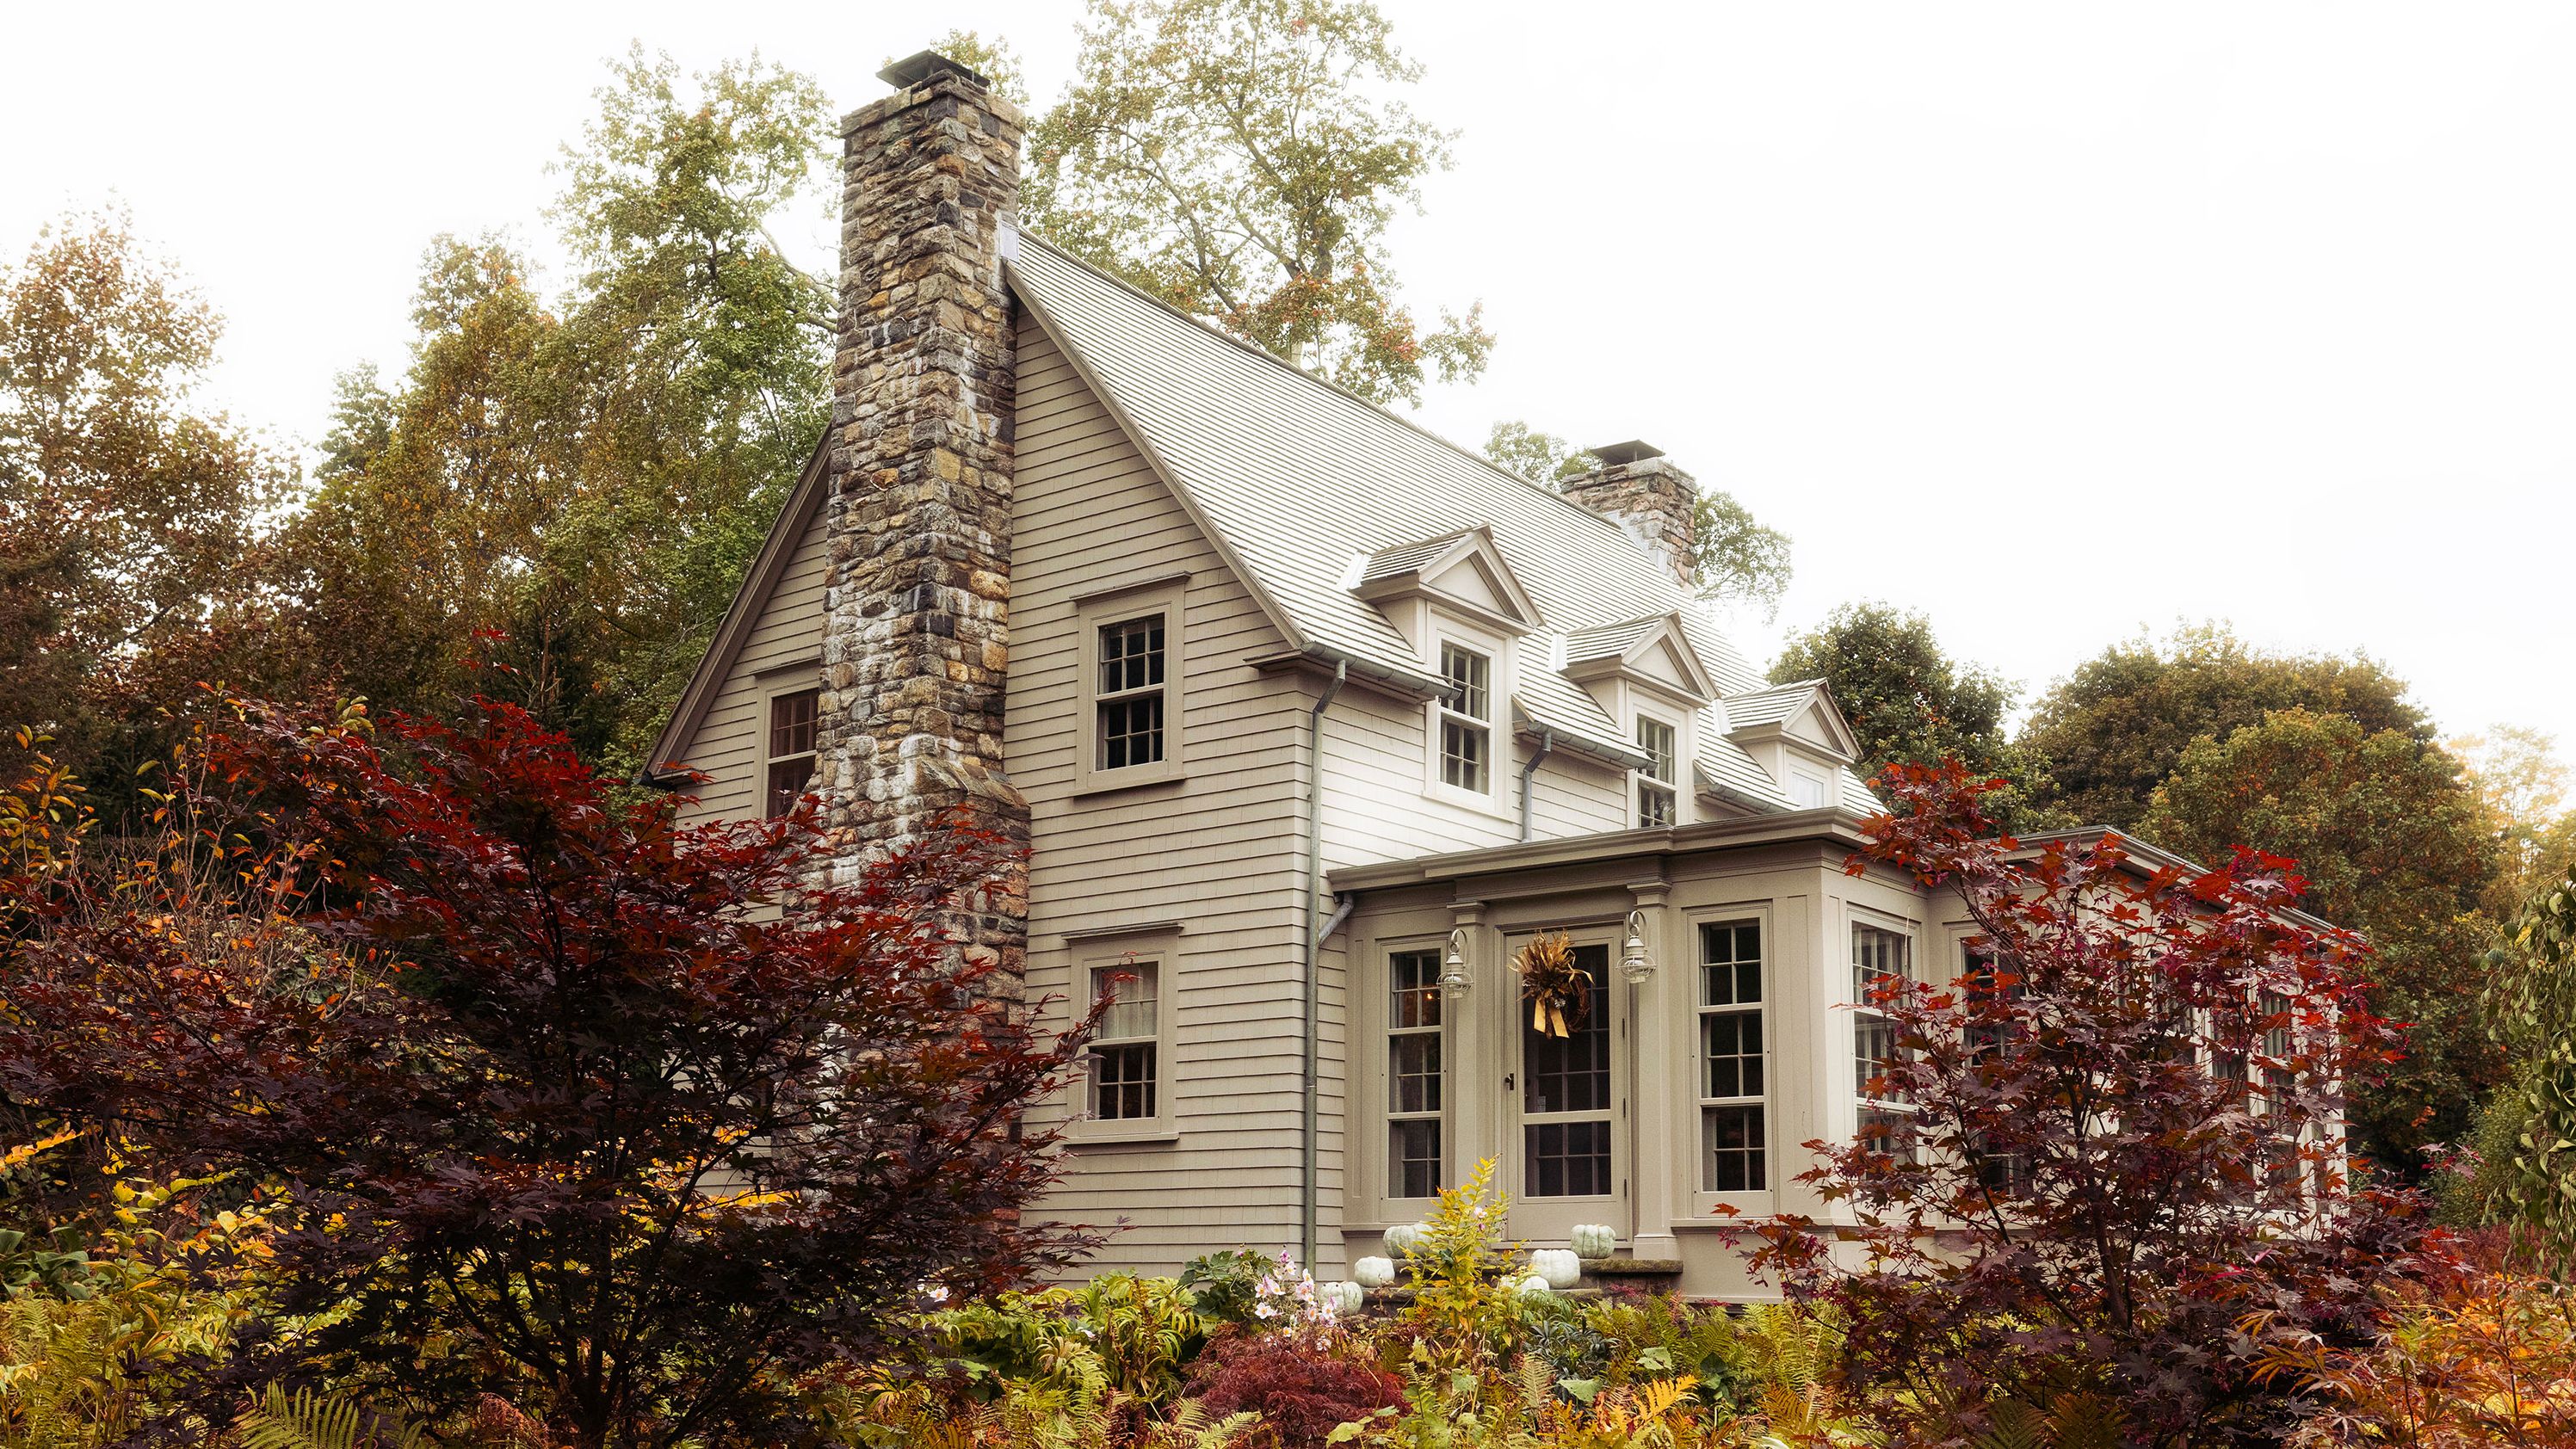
1703;1010;1763;1099
769;688;819;759
1441;718;1489;792
1098;694;1165;770
1525;1119;1611;1199
765;757;815;820
1856;1013;1900;1099
1639;781;1676;828
1391;1119;1441;1199
1853;923;1911;999
1099;616;1165;694
1390;950;1442;1028
1636;718;1677;783
1702;922;1762;1004
1092;1042;1156;1120
1390;1033;1442;1113
1440;644;1489;721
1093;962;1158;1042
1703;1103;1767;1192
1523;946;1610;1113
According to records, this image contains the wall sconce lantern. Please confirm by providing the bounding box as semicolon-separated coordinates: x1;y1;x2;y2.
1620;909;1654;984
1440;928;1473;998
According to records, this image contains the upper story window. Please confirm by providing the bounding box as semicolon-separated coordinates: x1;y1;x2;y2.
1098;616;1166;770
1788;772;1832;809
1077;583;1185;792
764;688;819;818
1636;717;1678;827
1437;642;1492;795
1699;919;1766;1193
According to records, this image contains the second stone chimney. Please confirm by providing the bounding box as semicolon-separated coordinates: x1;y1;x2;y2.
1558;441;1699;588
815;52;1029;982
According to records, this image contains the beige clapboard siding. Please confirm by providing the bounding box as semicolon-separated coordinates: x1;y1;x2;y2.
1010;314;1322;1271
669;495;832;826
1314;688;1629;874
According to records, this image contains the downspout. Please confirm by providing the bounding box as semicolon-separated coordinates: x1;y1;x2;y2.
1302;659;1347;1268
1518;729;1554;842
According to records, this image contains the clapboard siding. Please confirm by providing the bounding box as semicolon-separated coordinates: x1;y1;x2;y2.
668;493;831;826
1009;312;1320;1273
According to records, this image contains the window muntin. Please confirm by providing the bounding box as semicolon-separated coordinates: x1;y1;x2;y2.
1636;717;1678;828
1090;960;1159;1121
1699;919;1767;1193
1852;922;1912;1105
764;688;820;819
1387;949;1444;1199
1436;643;1492;795
1096;614;1167;771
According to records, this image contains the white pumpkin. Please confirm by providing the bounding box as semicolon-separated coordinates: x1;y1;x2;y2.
1529;1248;1583;1288
1515;1273;1554;1298
1353;1255;1397;1288
1324;1279;1365;1315
1570;1224;1616;1259
1382;1222;1427;1256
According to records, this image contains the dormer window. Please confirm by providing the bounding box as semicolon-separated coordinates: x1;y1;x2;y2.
1635;717;1677;827
1438;643;1492;793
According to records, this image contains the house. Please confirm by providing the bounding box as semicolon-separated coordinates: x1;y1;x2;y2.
640;52;2017;1299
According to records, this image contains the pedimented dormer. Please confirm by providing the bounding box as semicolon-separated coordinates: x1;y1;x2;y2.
1348;527;1544;650
1559;613;1719;710
1721;679;1861;810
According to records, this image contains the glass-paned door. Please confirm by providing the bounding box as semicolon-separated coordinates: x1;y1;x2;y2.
1509;939;1622;1240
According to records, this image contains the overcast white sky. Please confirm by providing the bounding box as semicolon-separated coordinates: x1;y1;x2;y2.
8;3;2570;750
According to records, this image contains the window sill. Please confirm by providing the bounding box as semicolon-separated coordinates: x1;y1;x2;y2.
1072;768;1187;800
1066;1125;1181;1148
1425;782;1514;823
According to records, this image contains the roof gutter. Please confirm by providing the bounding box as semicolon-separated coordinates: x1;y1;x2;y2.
1250;643;1445;704
1301;657;1348;1270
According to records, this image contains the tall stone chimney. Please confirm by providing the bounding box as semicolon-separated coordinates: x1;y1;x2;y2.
816;51;1029;986
1558;441;1698;588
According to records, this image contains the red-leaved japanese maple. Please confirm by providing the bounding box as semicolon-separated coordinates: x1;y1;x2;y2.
0;696;1097;1449
1738;761;2448;1449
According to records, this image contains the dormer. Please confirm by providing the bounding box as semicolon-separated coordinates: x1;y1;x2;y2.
1347;527;1543;650
1558;613;1719;711
1721;679;1861;811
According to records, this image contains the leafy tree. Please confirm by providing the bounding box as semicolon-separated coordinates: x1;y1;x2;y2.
2022;623;2431;830
0;212;296;794
1769;602;2055;825
1741;761;2440;1449
1027;0;1492;405
899;28;1031;106
2483;868;2576;1275
2453;724;2576;916
1484;421;1794;618
283;50;835;768
2140;709;2502;1175
0;696;1099;1448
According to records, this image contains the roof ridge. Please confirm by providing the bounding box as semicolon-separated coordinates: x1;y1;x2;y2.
1016;234;1641;546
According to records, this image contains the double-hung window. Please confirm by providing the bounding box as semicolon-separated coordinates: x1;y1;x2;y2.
1077;585;1184;791
1090;959;1160;1122
1436;643;1492;795
2257;990;2301;1192
1961;940;2033;1198
1097;615;1167;771
1853;921;1914;1157
1699;920;1766;1192
1387;949;1444;1199
1636;718;1678;827
764;688;820;819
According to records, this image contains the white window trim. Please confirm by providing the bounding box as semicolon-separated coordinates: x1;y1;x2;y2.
1423;622;1512;819
1075;582;1186;794
1632;700;1688;829
1688;904;1776;1214
1847;904;1920;1138
1066;931;1181;1144
756;669;823;820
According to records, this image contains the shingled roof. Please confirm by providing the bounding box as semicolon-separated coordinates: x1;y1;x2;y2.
1006;237;1873;811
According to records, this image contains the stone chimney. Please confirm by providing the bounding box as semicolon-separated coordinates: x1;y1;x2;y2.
816;51;1029;986
1558;441;1698;588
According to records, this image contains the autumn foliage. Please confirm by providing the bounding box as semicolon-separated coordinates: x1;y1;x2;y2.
1741;760;2449;1448
0;695;1096;1448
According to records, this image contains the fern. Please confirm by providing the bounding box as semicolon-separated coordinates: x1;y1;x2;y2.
235;1384;425;1449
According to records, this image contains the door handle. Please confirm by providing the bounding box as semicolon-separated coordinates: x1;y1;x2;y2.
1503;1073;1516;1092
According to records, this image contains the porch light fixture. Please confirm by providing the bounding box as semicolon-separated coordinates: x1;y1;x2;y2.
1620;909;1653;984
1440;928;1473;998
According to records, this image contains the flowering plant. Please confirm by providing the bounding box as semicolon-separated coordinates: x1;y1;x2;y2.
1251;1248;1343;1348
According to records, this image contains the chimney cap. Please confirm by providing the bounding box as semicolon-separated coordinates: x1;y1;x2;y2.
1585;440;1664;466
878;50;991;91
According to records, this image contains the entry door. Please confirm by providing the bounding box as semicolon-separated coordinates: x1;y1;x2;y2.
1506;938;1624;1242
